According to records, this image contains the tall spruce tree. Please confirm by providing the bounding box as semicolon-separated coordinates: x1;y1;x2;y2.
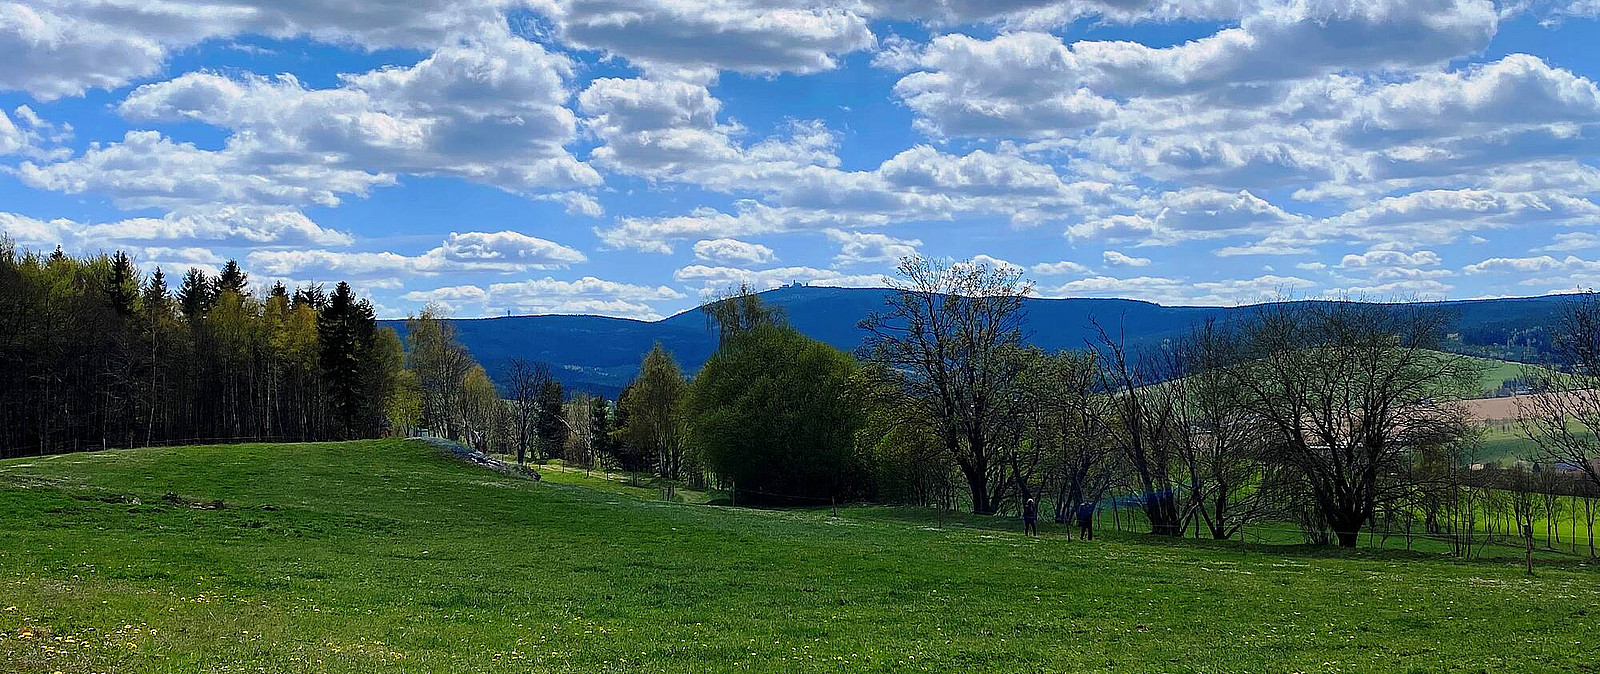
535;377;566;459
106;251;140;316
139;267;172;444
216;259;249;296
318;282;377;438
176;268;214;320
142;267;169;314
293;283;326;310
589;396;612;463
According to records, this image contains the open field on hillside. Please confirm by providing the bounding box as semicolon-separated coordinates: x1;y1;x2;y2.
1477;424;1541;464
536;457;1600;560
1466;355;1528;397
1;440;1597;673
1474;410;1600;467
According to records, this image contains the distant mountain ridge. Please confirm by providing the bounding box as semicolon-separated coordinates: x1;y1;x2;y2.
381;286;1572;397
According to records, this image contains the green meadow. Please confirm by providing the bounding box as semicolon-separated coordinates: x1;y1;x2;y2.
1466;355;1529;396
1;440;1596;673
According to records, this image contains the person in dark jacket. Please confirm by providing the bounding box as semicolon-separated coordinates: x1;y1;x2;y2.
1023;498;1039;536
1076;501;1095;541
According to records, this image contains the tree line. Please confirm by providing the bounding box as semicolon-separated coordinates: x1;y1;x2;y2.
0;240;405;457
526;258;1600;556
843;257;1488;548
12;240;1597;558
397;308;614;472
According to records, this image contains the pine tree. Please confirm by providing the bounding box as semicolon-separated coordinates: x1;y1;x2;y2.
142;267;169;313
293;283;326;310
177;268;215;320
318;282;376;438
535;377;566;459
216;259;249;296
589;396;612;462
106;251;140;316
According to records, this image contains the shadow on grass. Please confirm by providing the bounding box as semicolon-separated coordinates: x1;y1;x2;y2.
735;500;1600;571
463;445;1599;572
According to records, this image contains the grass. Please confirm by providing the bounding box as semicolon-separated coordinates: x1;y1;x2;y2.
1466;354;1528;396
532;461;720;505
1478;424;1540;463
1476;421;1600;467
1;440;1597;673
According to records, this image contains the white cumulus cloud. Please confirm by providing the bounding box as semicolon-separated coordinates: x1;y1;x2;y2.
692;238;777;265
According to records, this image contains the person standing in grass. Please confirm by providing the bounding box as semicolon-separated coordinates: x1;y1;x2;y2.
1076;501;1095;541
1023;498;1039;536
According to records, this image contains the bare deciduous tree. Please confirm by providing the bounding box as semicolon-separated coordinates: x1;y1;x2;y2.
564;392;596;470
506;358;549;465
1220;298;1482;547
1090;321;1187;536
1169;323;1281;540
1501;468;1543;575
1517;291;1600;493
860;256;1032;515
1018;349;1115;528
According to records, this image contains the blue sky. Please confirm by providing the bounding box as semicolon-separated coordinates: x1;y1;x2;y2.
2;1;1599;320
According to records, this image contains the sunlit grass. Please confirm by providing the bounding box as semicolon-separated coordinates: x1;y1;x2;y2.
0;440;1595;673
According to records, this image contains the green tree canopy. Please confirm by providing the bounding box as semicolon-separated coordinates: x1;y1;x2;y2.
318;282;382;438
619;343;688;480
686;324;868;503
535;375;566;459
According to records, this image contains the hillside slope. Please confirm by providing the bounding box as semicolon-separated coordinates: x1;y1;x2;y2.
1;440;1596;672
386;288;1571;395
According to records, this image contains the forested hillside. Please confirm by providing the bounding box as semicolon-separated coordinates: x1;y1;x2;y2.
389;285;1572;396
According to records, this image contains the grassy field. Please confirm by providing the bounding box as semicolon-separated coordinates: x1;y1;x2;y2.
1466;355;1528;396
1;441;1597;673
1476;424;1544;464
1475;420;1600;468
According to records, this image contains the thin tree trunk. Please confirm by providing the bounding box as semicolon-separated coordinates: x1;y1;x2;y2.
1587;498;1596;558
1525;526;1535;576
1405;505;1413;551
